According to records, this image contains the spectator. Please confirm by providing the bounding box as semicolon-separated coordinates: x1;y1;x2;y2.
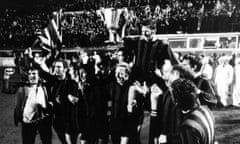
214;56;234;106
200;56;214;80
232;57;240;107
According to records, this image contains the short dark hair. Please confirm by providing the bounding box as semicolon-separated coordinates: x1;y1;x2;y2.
53;59;68;69
27;66;39;73
171;78;200;111
182;54;202;72
172;65;195;81
117;47;134;63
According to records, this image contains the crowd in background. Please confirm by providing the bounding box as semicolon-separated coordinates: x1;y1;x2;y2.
62;11;109;47
0;9;50;48
1;0;240;48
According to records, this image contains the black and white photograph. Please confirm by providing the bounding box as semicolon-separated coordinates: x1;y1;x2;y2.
0;0;240;144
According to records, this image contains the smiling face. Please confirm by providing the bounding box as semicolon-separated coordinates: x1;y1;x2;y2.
28;69;39;85
115;65;130;85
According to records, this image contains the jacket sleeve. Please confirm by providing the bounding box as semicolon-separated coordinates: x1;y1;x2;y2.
198;79;218;107
168;127;201;144
32;60;56;85
14;87;24;127
180;127;201;144
39;70;56;86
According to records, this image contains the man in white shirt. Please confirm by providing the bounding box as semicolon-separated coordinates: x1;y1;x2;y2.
14;67;52;144
214;56;234;106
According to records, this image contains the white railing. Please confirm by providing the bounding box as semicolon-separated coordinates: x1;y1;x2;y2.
127;32;240;53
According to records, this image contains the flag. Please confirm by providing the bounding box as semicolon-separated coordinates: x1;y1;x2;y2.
38;9;62;53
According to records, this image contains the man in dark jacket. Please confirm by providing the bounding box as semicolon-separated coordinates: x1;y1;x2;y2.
109;63;144;144
181;54;218;108
76;65;109;144
35;59;70;144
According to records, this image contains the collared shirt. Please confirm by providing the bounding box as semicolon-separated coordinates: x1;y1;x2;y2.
23;86;47;123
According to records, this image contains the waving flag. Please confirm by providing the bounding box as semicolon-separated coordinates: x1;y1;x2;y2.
38;9;62;53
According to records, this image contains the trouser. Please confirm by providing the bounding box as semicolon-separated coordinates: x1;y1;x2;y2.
111;132;141;144
53;117;67;144
149;116;160;144
81;117;109;144
53;104;67;144
110;117;142;144
22;117;52;144
65;132;79;144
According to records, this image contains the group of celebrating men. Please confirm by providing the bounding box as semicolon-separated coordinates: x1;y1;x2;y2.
14;38;217;144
